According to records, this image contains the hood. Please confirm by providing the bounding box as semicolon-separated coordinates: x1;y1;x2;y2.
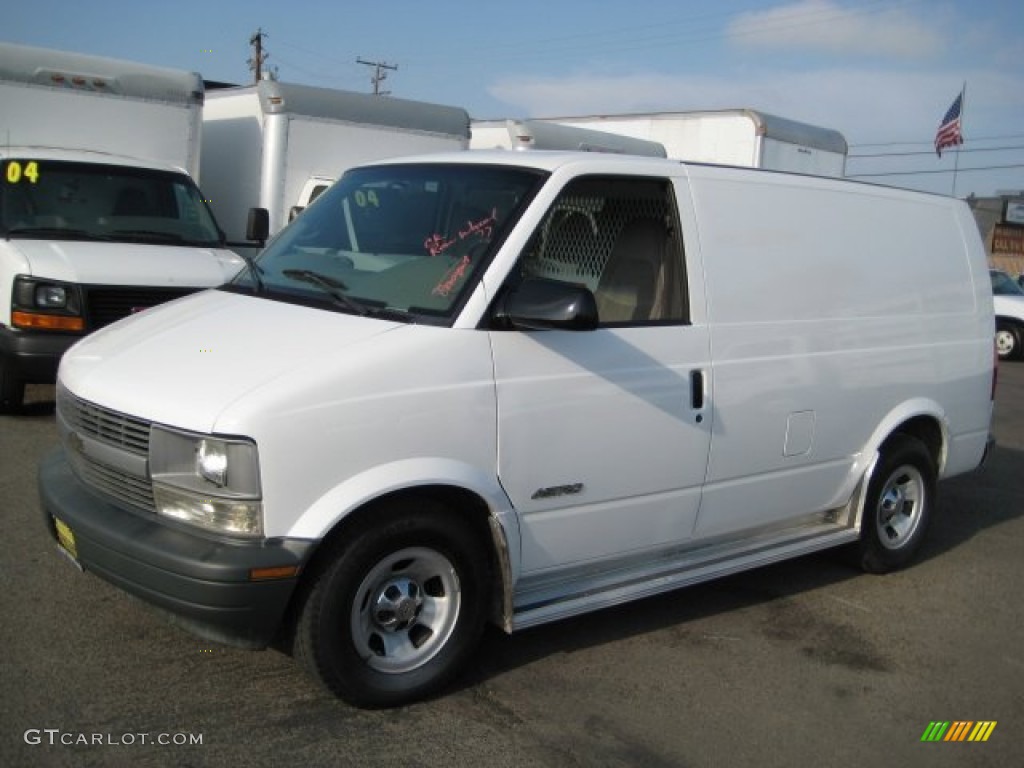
59;289;403;432
994;293;1024;322
7;238;242;286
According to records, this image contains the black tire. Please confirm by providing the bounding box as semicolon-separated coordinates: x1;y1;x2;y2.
0;361;25;414
294;500;491;708
854;434;936;574
995;321;1021;361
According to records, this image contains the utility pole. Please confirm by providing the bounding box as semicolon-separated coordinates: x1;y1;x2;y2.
248;28;269;83
356;57;397;96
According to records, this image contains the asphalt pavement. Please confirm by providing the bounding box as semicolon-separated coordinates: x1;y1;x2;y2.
2;365;1022;768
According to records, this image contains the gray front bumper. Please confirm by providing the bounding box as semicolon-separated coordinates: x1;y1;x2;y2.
38;447;316;649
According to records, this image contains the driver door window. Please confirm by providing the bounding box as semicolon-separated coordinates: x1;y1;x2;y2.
518;176;688;325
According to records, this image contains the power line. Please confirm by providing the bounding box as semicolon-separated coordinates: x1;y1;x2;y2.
849;133;1024;149
847;163;1024;179
850;145;1024;160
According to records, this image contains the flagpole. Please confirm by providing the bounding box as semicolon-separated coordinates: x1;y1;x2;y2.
952;81;966;198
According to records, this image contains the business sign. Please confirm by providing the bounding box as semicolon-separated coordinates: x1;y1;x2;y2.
992;224;1024;256
1004;198;1024;227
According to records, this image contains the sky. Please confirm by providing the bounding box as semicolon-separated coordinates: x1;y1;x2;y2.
6;0;1024;197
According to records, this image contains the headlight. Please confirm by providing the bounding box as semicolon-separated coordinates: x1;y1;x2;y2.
35;284;68;308
12;275;84;330
150;426;263;537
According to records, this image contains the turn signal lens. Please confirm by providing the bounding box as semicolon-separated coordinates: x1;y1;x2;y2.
12;311;84;331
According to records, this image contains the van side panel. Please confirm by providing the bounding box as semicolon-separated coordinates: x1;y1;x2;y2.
683;167;992;538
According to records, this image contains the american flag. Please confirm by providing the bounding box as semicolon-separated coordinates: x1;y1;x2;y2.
935;92;964;157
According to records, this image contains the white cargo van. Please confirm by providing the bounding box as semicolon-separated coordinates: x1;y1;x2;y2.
0;43;243;411
39;151;995;707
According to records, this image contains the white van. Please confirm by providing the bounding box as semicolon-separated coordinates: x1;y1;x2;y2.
39;151;995;707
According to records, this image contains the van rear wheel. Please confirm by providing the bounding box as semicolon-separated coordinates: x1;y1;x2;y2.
855;434;935;574
294;501;490;707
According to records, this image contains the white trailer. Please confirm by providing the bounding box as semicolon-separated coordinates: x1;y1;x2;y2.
0;43;243;412
200;81;472;244
540;109;848;177
0;42;204;179
470;119;666;157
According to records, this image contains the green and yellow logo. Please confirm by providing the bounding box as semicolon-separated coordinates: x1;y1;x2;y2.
921;721;997;742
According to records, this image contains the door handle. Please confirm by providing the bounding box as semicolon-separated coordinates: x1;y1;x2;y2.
690;369;705;410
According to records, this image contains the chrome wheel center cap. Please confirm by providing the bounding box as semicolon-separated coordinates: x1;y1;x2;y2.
372;577;423;632
881;487;904;518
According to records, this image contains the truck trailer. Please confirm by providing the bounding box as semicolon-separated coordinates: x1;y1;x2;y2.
200;80;472;248
0;42;242;412
538;109;848;177
470;118;666;157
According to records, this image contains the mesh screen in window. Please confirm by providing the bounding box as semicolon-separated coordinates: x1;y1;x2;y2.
519;177;686;325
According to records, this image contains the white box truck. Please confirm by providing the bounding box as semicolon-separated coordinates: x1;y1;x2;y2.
540;109;848;176
0;43;243;411
470;118;666;156
41;151;994;707
200;80;472;248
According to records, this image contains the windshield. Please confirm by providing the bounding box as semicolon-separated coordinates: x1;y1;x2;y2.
991;270;1024;296
230;163;545;323
1;158;223;246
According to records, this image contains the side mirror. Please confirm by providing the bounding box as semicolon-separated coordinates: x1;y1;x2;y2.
246;207;269;244
500;278;598;331
288;205;304;223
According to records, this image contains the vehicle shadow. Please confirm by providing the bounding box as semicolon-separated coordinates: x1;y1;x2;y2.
9;384;57;418
453;442;1024;694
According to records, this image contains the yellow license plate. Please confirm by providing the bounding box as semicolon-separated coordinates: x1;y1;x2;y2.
54;517;79;562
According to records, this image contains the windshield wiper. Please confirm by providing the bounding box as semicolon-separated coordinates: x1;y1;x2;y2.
4;226;110;241
282;269;367;316
363;306;416;323
111;229;185;243
239;252;266;294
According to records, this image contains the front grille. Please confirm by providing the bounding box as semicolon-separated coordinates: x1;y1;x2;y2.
84;286;198;329
58;385;151;456
66;448;155;512
57;385;155;512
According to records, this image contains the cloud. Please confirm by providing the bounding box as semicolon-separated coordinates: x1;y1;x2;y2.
726;0;944;59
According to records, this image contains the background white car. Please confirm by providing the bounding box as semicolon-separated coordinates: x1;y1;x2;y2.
991;269;1024;360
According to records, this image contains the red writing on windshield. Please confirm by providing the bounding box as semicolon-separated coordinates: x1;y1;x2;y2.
424;208;498;257
424;233;457;257
432;255;472;297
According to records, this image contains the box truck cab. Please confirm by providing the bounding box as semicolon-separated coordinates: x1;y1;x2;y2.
0;43;243;411
40;151;995;707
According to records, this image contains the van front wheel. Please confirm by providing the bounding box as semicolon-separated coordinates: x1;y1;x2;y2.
294;502;490;707
855;434;935;574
